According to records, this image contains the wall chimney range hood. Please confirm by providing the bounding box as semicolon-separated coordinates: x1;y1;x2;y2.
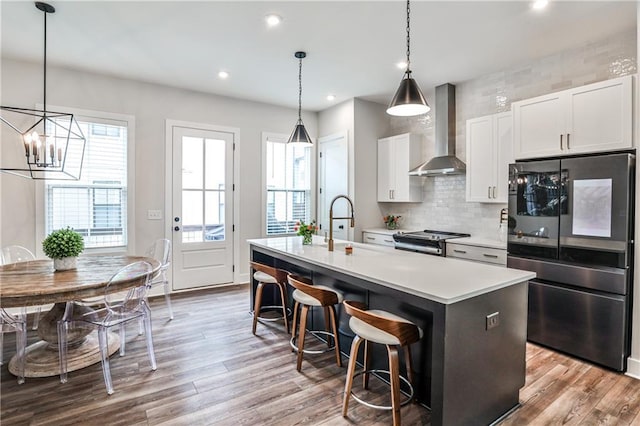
409;83;466;176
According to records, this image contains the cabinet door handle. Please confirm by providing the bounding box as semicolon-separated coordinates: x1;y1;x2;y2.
392;189;394;199
487;187;491;198
567;133;570;149
492;186;496;198
560;134;563;150
366;236;375;240
483;253;499;258
453;249;467;254
389;190;392;200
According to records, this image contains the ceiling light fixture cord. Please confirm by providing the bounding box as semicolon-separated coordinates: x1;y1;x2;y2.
406;0;411;74
43;5;47;112
298;56;303;122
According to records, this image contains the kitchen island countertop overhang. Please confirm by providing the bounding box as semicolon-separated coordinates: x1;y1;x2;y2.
248;236;535;304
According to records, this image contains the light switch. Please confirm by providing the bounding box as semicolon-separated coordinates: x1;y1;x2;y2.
147;210;162;220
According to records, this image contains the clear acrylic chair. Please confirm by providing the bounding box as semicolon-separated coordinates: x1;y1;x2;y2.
146;239;173;320
57;261;157;395
1;246;41;330
0;308;27;384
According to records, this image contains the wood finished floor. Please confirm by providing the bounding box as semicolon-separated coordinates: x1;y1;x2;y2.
2;283;640;425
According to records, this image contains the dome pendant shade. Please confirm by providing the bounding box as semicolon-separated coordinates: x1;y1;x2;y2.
288;121;313;146
287;51;312;147
387;74;430;116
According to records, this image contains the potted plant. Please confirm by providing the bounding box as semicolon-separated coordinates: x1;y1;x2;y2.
42;227;84;271
383;215;401;230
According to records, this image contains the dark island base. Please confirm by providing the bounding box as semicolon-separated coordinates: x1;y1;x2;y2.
251;245;527;426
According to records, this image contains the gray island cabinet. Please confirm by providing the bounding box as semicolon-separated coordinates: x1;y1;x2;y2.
248;236;535;426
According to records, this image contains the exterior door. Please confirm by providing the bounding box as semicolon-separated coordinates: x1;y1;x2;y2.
171;125;234;290
318;132;348;240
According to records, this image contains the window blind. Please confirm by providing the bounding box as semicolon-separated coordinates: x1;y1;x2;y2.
46;120;128;248
265;137;311;235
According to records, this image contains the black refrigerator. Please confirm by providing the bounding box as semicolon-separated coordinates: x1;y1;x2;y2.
507;152;635;371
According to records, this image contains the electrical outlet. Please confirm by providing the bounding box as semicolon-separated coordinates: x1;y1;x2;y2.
147;210;162;220
486;312;500;330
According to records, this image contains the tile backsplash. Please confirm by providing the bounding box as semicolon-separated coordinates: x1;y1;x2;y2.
381;29;636;239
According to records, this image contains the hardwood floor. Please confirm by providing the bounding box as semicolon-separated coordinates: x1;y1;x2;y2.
2;284;640;425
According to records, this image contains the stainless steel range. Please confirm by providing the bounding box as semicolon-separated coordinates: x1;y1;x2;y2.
393;230;470;256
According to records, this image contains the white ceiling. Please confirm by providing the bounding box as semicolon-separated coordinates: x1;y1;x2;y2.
1;1;636;112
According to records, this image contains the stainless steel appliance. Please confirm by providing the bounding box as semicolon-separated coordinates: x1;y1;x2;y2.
393;230;470;256
507;152;635;371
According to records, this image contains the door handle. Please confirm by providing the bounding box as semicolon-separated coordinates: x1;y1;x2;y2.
567;133;570;149
492;186;496;198
338;225;344;229
560;134;563;150
174;226;180;231
174;217;180;222
487;187;491;198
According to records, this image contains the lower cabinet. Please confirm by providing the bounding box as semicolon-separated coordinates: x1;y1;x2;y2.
446;242;506;266
362;230;396;247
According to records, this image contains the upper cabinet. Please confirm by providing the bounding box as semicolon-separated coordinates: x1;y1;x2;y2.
513;75;633;159
377;133;423;202
466;112;513;203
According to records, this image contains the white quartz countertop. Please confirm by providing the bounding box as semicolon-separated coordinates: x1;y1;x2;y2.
449;237;507;250
362;228;421;235
248;236;535;305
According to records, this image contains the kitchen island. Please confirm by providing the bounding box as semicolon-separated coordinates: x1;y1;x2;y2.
248;236;535;426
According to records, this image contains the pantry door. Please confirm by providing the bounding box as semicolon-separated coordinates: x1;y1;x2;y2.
169;123;235;290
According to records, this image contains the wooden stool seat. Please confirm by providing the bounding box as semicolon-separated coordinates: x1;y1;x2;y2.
250;262;290;335
288;275;342;372
342;301;422;426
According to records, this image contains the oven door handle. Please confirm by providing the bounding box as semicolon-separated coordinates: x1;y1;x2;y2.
394;242;442;255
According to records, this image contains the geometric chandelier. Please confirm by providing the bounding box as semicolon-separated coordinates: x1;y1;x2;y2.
0;2;85;180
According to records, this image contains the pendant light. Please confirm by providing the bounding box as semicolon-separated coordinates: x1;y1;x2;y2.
387;0;430;117
287;51;313;146
0;2;86;180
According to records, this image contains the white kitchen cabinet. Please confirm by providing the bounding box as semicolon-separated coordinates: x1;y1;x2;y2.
362;230;396;247
513;75;633;159
377;133;423;202
466;112;513;203
446;242;507;266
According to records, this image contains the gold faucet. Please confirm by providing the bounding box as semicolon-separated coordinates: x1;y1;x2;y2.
328;195;355;251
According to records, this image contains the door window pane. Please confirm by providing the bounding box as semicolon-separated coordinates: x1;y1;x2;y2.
182;190;203;243
205;138;225;190
182;137;203;190
205;191;225;241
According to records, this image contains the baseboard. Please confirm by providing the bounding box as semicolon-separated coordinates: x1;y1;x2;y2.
626;356;640;379
237;272;249;285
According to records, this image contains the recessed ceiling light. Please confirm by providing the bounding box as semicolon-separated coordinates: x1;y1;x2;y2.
532;0;548;10
396;61;408;70
265;14;282;27
218;71;229;79
327;94;336;101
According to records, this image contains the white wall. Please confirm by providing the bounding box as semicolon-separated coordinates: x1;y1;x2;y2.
0;58;317;283
316;98;389;241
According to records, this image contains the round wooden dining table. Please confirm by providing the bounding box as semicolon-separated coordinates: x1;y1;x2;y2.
0;255;160;378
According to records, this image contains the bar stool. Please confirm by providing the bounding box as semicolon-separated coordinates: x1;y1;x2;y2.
288;275;342;372
250;261;290;334
342;300;423;426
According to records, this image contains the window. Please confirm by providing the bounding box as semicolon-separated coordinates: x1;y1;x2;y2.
45;119;128;248
264;134;312;235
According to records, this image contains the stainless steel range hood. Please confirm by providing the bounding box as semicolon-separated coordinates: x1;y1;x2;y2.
409;83;466;176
